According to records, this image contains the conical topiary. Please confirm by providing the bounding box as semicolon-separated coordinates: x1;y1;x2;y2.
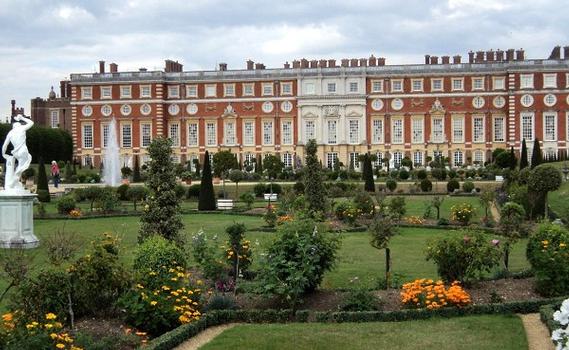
198;151;216;210
37;158;50;202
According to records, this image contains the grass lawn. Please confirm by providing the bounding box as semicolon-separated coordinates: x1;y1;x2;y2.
548;180;569;219
200;315;528;350
403;195;484;221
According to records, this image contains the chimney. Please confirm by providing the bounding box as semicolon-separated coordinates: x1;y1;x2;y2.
442;56;450;64
425;55;431;64
350;58;359;67
496;49;504;61
368;55;377;66
246;60;254;70
60;80;68;98
255;63;265;70
139;67;147;72
328;59;336;67
506;49;515;61
310;60;318;68
301;58;309;68
468;51;475;63
110;63;118;73
453;55;461;64
319;59;327;68
475;51;484;63
359;58;368;67
10;99;15;117
292;60;300;69
564;46;569;60
99;60;105;74
341;59;349;67
219;63;227;71
430;56;439;64
549;46;561;60
283;61;291;69
378;57;386;66
515;49;524;61
486;50;495;61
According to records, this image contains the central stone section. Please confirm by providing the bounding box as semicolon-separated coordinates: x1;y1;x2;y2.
0;193;39;248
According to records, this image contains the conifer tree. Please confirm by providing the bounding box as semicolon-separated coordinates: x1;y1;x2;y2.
132;155;142;182
36;158;50;202
304;139;326;215
520;139;528;170
363;153;375;192
198;151;216;211
255;154;263;174
531;138;542;169
509;146;517;170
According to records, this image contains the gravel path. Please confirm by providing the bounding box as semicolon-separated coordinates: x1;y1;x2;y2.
173;323;237;350
519;313;554;350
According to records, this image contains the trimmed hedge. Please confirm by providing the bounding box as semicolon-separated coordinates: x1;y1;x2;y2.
539;303;561;335
145;298;567;350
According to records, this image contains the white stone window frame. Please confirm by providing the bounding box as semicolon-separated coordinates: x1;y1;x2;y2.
543;73;557;89
82;123;93;148
348;119;360;144
121;123;133;148
392;118;404;144
224;83;236;97
413;150;423;167
543;112;557;142
372;119;384;144
304;120;316;142
102;123;109;148
521;112;535;141
282;152;293;168
453;150;463;167
168;85;180;99
100;86;112;99
544;94;557;107
224;121;236;146
348;81;359;93
206;122;217;146
186;84;198;98
140;123;152;148
327;119;338;145
303;82;316;95
371;79;383;93
82;105;93;117
520;74;534;89
140;85;152;98
205;84;217;97
493;116;505;142
242;83;255;96
81;86;93;100
472;96;485;109
411;118;423;144
451;77;464;91
281;101;293;113
326;152;338;169
281;82;293;95
411;78;423;92
187;123;199;147
327;82;337;94
281;120;293;145
262;120;274;145
492;76;506;90
474;150;485;164
472;77;485;91
431;117;445;143
242;120;255;146
120;85;132;99
262;82;274;96
431;78;444;92
472;116;485;143
121;104;132;116
521;94;534;108
391;79;403;93
140;104;152;116
101;104;113;117
452;117;464;143
493;96;506;108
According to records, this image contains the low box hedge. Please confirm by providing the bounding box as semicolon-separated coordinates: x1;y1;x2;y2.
540;303;562;335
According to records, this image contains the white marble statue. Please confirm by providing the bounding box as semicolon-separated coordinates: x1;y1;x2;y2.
1;114;34;192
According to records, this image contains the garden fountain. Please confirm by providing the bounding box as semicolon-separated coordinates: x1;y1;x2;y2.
103;117;121;186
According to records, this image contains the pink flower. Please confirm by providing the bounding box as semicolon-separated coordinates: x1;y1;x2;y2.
491;239;500;246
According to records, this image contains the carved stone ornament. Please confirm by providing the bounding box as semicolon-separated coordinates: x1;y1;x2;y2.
242;103;254;111
323;105;340;117
206;104;216;112
451;98;464;106
411;98;424;107
222;103;237;117
430;98;445;113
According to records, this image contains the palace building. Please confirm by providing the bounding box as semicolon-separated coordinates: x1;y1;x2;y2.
69;45;569;170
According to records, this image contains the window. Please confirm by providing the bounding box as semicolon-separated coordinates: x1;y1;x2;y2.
432;118;444;142
121;124;132;148
392;119;403;144
205;84;217;97
474;151;484;164
121;104;131;116
101;104;112;117
224;122;236;145
304;82;315;95
543;73;557;88
243;121;254;146
472;77;484;90
413;151;423;167
327;83;336;93
224;84;235;97
102;124;109;148
412;118;423;144
451;78;464;91
453;150;463;167
167;85;179;98
82;124;93;148
391;79;403;92
140;85;151;98
281;121;292;145
452;117;464;143
120;85;132;98
83;155;92;167
544;94;557;107
327;120;337;144
188;154;198;171
326;153;338;169
262;102;274;113
168;104;180;115
141;123;152;147
349;82;358;93
493;77;506;90
371;80;383;92
473;117;484;143
544;113;557;141
262;83;273;96
373;119;383;143
188;123;198;146
391;98;404;110
520;74;534;89
263;121;273;145
82;105;93;117
472;96;485;109
50;110;59;128
81;87;92;100
281;82;293;95
101;86;112;99
244;153;255;170
521;94;534;107
521;113;534;141
374;152;383;168
349;152;360;170
411;79;423;92
281;101;293;113
305;120;315;141
371;99;384;111
206;122;217;146
493;96;506;108
493;117;505;142
186;85;198;97
393;151;403;167
282;153;293;168
242;83;254;96
431;78;443;91
349;120;359;144
168;123;179;146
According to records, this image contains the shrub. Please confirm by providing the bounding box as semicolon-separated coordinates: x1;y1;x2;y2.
386;178;397;192
417;169;428;180
253;183;266;197
198;150;216;211
437;218;450;226
174;184;186;199
420;179;432;192
127;186;149;211
191;230;225;281
339;289;382;312
204;294;239;312
133;235;187;289
353;191;375;216
425;231;502;283
400;279;471;310
264;205;277;227
462;181;475;193
450;203;475;225
447;179;460;193
239;192;255;209
334;201;352;221
117;183;130;201
526;222;569;297
388;196;406;221
224;223;252;277
36;189;50;203
399;169;410;180
187;184;201;199
448;169;457;179
465;169;476;179
97;186;120;213
293;182;305;194
56;196;76;214
431;168;447;181
265;183;282;195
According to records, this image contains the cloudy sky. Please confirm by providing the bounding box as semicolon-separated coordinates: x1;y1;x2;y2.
1;0;568;122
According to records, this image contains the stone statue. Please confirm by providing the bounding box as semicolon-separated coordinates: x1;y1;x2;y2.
1;114;34;192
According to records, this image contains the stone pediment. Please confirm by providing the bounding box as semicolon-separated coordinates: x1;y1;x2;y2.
323;105;340;117
303;111;318;119
222;103;237;118
430;98;445;114
346;110;363;118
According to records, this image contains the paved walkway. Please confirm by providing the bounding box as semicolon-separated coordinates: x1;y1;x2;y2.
174;324;237;350
519;313;554;350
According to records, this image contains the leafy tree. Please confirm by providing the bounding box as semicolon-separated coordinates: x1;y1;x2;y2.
127;186;149;211
84;186;101;212
213;150;237;199
64;161;73;182
138;137;184;243
520;139;528;170
499;202;526;270
431;195;445;220
198;151;216;211
132;155;142;182
36;158;50;202
228;169;245;199
240;192;255;210
528;164;562;218
370;212;399;288
263;154;283;180
362;153;375;192
531;138;542;169
386;178;397;192
479;190;495;222
304;139;326;216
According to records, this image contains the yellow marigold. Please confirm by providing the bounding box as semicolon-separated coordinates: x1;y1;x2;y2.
45;313;57;320
56;344;65;349
50;333;58;339
2;313;13;322
150;301;158;306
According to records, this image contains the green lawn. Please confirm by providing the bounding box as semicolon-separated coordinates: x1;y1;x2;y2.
548;180;569;219
403;195;484;220
201;315;528;350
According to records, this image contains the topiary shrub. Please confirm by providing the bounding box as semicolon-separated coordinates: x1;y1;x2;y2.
56;195;76;214
420;179;432;192
448;169;457;179
253;183;266;197
431;168;447;181
293;182;305;194
240;192;255;209
447;179;460;193
339;289;382;311
417;169;428;180
203;294;239;312
386;178;397;192
187;184;201;199
462;181;475;193
37;189;51;203
354;191;375;216
116;184;130;201
265;183;282;195
174;184;186;199
399;169;410;180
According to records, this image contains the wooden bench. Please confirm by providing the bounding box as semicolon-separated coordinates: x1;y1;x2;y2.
264;193;278;201
217;199;234;210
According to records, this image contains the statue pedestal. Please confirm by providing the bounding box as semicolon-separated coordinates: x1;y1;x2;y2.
0;192;39;248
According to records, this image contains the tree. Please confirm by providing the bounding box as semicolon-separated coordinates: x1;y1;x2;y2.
263;154;283;180
84;186;100;212
198;151;216;211
193;158;201;177
64;161;73;182
138;137;184;243
228;169;245;199
362;153;375;192
132;155;142;183
528;164;562;218
499;202;526;270
213;150;237;199
127;186;149;211
36;158;50;202
431;195;445;220
370;212;399;288
509;147;517;170
520;139;528;170
255;154;264;174
479;190;495;222
304;139;326;215
531;138;542;169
